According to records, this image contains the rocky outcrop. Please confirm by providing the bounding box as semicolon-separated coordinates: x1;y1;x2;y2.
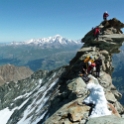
44;18;124;124
87;115;124;124
0;64;33;86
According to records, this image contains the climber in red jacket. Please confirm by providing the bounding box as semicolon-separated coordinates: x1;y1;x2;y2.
93;27;100;41
103;11;109;21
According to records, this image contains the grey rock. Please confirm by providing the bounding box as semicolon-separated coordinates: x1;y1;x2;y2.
114;101;124;114
99;72;112;88
87;115;124;124
105;91;117;103
67;77;87;97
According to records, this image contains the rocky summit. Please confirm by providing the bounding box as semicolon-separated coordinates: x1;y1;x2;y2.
44;18;124;124
0;18;124;124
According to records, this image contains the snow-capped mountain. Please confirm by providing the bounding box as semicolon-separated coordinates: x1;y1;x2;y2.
10;35;81;47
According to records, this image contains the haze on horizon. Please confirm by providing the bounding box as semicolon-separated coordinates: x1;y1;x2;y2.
0;0;124;42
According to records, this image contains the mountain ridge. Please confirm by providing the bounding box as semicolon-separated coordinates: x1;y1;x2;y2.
8;35;81;46
0;18;124;124
44;18;124;124
0;35;81;71
0;64;33;86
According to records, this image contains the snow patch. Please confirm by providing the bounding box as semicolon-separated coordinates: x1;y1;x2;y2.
0;108;14;124
17;78;59;124
9;35;81;46
83;80;111;118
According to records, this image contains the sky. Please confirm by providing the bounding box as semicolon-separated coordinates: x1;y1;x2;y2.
0;0;124;42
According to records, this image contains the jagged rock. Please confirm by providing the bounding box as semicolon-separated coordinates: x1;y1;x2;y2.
105;91;117;103
101;18;124;30
108;103;121;117
87;115;124;124
114;101;124;114
68;103;90;122
82;18;124;55
88;75;99;84
45;100;90;124
78;47;98;53
112;90;122;100
98;72;112;88
99;50;109;55
67;77;87;97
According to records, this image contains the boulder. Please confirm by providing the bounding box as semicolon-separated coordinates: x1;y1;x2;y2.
99;72;112;88
68;103;90;122
44;99;91;124
87;115;124;124
114;101;124;114
108;103;121;117
111;90;122;100
105;91;117;103
67;77;87;97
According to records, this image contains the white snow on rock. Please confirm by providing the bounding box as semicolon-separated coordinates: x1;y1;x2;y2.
0;108;14;124
17;77;59;124
0;72;59;124
83;78;111;118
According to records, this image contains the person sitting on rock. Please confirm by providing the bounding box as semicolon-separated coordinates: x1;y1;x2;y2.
81;62;87;75
93;27;100;41
103;11;109;21
79;61;90;82
79;62;87;76
94;57;102;77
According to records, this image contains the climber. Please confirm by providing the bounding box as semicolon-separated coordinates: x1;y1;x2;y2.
79;63;86;76
79;59;93;82
79;61;90;82
84;56;94;68
94;57;102;77
93;27;100;41
103;11;109;21
84;56;94;73
87;61;96;74
81;62;87;74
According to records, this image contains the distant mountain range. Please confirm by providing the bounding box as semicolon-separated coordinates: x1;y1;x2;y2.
6;35;81;48
0;35;81;71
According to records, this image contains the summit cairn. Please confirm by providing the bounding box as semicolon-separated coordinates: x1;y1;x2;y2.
44;18;124;124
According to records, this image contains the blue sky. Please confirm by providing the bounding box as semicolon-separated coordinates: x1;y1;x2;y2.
0;0;124;42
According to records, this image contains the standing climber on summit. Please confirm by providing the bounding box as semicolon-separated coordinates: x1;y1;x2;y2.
103;11;109;21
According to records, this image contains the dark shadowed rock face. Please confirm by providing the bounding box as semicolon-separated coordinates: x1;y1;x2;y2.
0;64;33;86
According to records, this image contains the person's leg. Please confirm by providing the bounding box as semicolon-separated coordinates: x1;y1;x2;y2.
96;34;99;41
96;71;98;77
97;67;100;77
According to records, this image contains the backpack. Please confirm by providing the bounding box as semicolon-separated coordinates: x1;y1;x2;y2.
82;74;90;82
